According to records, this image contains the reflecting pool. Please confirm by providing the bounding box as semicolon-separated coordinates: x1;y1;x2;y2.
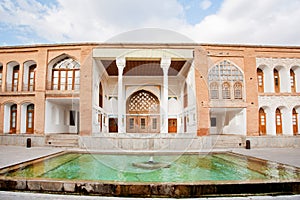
2;152;299;183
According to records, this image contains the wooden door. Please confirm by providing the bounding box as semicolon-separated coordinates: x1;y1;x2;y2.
109;118;118;133
293;109;298;135
275;108;282;135
259;108;266;135
12;66;19;92
168;119;177;133
26;104;34;134
139;117;148;133
10;104;17;133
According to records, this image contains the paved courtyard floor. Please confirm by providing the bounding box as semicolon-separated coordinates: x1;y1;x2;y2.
0;145;299;199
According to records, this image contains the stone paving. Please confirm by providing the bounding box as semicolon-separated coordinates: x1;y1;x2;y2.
0;145;299;199
0;145;63;169
232;148;300;168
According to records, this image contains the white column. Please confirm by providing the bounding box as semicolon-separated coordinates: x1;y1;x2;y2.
294;67;300;93
266;108;276;136
116;57;125;133
160;57;171;134
282;108;293;136
280;68;290;93
264;67;274;93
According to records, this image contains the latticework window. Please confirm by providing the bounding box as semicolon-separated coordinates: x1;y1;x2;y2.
128;90;159;113
234;82;242;99
52;58;80;91
222;82;230;99
210;82;219;99
208;60;243;100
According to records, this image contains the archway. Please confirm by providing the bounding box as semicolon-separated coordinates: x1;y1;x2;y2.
126;90;160;133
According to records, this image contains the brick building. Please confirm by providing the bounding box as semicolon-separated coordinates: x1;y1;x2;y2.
0;43;299;148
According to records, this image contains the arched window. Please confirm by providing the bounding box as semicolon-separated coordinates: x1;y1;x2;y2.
208;60;243;100
274;69;280;93
293;108;298;135
10;104;17;133
52;57;80;90
222;82;230;99
290;69;296;93
210;82;219;99
259;108;266;135
257;68;264;92
99;82;103;108
0;64;2;91
12;65;19;92
26;104;34;134
275;108;282;135
28;65;36;91
234;82;242;99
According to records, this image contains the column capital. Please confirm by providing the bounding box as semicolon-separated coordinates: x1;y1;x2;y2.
116;57;126;69
160;57;171;69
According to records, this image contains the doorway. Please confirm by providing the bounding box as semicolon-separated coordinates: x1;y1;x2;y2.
168;118;177;133
109;118;118;133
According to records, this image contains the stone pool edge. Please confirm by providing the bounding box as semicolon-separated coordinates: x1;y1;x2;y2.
0;178;299;197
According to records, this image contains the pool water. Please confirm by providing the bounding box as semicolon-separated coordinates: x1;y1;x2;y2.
2;152;300;182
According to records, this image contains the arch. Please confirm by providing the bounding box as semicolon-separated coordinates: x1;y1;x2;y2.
275;108;282;135
259;108;266;135
233;82;243;99
49;55;80;91
273;69;280;93
6;61;20;92
126;90;160;133
222;82;230;99
209;82;219;99
291;66;300;92
23;60;36;92
257;68;264;92
126;90;159;114
208;60;244;100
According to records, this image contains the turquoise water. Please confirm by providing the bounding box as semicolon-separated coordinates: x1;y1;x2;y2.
3;153;300;182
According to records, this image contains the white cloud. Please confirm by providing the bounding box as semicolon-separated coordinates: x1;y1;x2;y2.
0;0;300;45
182;0;300;45
200;0;212;10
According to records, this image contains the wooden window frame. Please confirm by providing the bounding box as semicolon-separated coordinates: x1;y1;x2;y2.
210;82;219;99
52;69;79;90
26;104;34;134
257;68;264;93
274;69;280;93
12;66;19;92
234;82;243;99
259;108;266;135
293;108;298;135
10;104;17;133
222;82;231;99
28;65;36;92
290;69;296;93
275;108;282;135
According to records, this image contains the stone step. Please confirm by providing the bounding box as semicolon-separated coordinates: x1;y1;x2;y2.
45;134;79;147
211;135;245;148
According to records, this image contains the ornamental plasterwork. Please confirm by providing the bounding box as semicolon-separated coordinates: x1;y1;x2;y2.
256;58;300;69
258;95;300;110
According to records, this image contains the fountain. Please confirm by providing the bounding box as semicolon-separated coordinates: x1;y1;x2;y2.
132;156;171;170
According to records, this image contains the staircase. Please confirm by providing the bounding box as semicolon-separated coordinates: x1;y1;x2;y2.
210;135;245;149
46;134;79;148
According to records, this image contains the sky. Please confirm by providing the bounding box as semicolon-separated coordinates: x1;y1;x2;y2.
0;0;300;46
